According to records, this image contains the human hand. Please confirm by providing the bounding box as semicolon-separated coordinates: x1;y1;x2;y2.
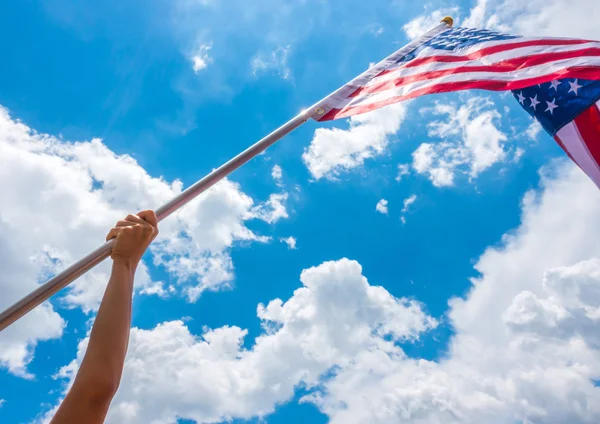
106;210;159;269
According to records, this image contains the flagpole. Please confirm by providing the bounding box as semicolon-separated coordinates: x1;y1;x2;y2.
0;18;453;333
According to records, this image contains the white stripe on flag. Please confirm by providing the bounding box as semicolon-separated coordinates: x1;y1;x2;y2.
408;37;554;60
556;121;600;188
346;56;600;109
368;41;600;87
392;37;591;70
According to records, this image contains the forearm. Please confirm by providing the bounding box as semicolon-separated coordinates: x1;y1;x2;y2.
51;262;136;423
79;261;135;388
71;261;135;400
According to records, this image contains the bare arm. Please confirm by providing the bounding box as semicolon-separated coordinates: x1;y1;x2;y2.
50;210;158;424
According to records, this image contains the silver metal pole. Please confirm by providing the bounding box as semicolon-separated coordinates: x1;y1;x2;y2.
0;19;453;333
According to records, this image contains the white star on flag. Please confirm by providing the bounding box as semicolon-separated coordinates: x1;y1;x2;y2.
530;94;540;110
517;92;526;104
568;79;582;95
549;80;561;91
545;98;558;115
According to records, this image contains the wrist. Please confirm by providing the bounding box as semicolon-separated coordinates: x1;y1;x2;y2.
112;257;138;274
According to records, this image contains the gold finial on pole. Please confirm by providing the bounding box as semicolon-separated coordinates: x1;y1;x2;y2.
441;16;454;27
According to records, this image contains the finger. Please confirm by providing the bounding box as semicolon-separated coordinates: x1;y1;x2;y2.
105;227;121;242
137;210;158;229
124;213;146;225
116;220;136;227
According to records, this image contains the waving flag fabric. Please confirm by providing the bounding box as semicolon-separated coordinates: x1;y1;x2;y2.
314;25;600;188
314;27;600;121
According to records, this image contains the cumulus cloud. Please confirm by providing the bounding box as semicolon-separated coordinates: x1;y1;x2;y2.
412;97;508;187
375;199;389;215
303;103;408;180
503;259;600;345
412;143;455;187
462;0;490;28
46;259;436;424
0;105;285;375
470;0;600;39
251;192;289;224
279;236;297;250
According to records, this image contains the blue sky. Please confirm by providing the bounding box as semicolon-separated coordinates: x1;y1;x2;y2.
1;0;600;423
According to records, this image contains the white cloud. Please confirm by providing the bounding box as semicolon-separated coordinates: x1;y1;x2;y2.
47;259;436;424
401;194;417;213
303;103;408;180
0;219;65;378
250;192;289;224
376;199;389;215
251;45;292;80
271;164;283;182
429;97;508;176
412;143;455;187
279;236;297;250
469;0;600;39
404;1;499;35
400;194;417;224
139;281;173;298
395;163;411;182
0;105;285;375
190;43;213;73
462;0;490;28
403;8;459;40
526;119;543;141
191;56;208;73
412;97;508;187
513;147;525;163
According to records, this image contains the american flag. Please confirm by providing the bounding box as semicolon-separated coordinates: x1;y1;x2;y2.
313;25;600;187
513;79;600;188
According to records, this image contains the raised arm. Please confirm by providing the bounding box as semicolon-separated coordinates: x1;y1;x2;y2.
50;210;158;424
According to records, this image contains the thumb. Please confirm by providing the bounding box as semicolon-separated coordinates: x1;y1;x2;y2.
106;227;121;242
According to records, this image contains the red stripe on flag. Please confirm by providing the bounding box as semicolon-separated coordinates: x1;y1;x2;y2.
380;39;591;74
317;67;600;121
352;48;600;98
573;103;600;168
